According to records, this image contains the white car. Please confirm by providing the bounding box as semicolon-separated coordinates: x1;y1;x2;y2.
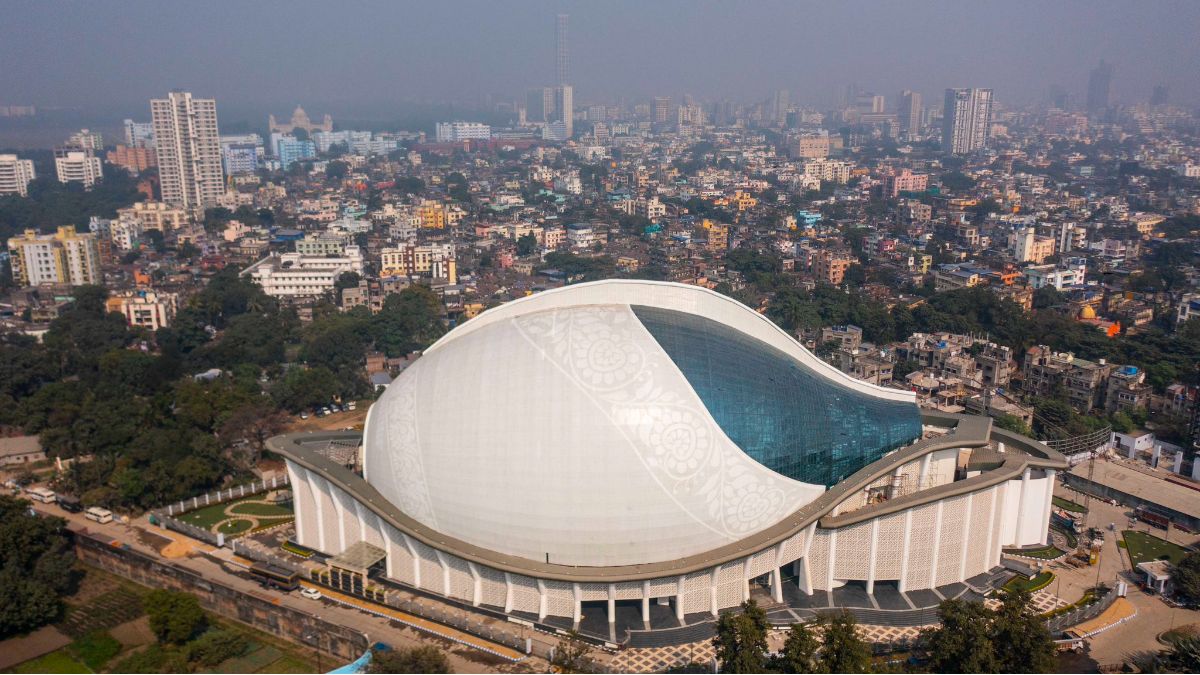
300;587;322;600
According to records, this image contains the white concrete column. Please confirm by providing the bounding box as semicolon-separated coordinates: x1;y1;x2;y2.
742;558;752;602
434;551;451;596
536;580;548;621
1041;469;1057;545
1015;467;1032;544
467;562;482;606
352;500;369;543
503;573;514;613
572;583;582;627
675;576;686;621
312;474;326;552
641;581;651;626
898;509;914;593
826;530;838;591
983;486;999;572
328;486;348;554
928;501;944;589
866;519;880;595
287;463;307;547
770;568;783;603
709;569;719;616
380;524;394;578
919;453;932;487
607;583;617;623
958;493;974;582
402;535;420;588
797;557;812;595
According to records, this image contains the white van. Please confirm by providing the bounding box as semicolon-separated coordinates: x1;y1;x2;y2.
25;486;56;503
85;507;114;524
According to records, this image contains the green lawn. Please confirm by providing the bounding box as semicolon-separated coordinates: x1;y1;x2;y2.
1122;530;1190;567
216;519;253;535
1004;571;1055;593
68;631;122;671
12;650;92;674
1003;543;1066;560
1053;496;1088;513
177;495;293;532
227;501;292;518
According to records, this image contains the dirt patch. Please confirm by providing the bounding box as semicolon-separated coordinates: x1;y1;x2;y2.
0;626;72;670
109;617;154;648
133;527;173;551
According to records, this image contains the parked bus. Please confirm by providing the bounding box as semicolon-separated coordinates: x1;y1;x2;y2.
25;486;56;503
57;494;82;513
249;562;299;591
85;507;114;524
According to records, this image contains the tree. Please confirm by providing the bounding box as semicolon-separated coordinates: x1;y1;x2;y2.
516;232;538;256
1154;635;1200;673
993;413;1033;438
817;611;871;674
325;160;349;181
334;271;362;292
186;629;248;667
920;599;997;673
370;645;454;673
143;589;206;645
1173;552;1200;604
549;630;594;673
370;286;446;357
775;621;821;674
713;600;770;673
0;496;77;637
991;589;1056;673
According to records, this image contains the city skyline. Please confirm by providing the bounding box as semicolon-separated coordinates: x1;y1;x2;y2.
2;0;1199;117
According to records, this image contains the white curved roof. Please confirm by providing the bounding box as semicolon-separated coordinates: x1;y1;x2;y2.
363;281;913;567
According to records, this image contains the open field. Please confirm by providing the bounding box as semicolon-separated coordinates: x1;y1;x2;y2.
1122;530;1190;567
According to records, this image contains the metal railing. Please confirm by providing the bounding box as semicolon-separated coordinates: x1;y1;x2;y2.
158;474;289;517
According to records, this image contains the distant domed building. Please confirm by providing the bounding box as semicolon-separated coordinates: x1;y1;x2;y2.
271;280;1065;640
268;105;333;135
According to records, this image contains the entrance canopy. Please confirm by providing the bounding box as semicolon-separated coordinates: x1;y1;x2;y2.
329;541;386;576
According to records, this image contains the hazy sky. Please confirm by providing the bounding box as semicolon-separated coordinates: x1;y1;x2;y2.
3;0;1198;118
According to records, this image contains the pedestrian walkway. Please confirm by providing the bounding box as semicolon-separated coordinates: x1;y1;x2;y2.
299;580;527;663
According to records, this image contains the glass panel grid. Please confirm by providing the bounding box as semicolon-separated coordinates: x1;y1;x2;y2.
633;305;921;487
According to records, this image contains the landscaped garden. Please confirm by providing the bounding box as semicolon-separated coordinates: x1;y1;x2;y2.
1122;530;1191;567
175;494;293;538
1003;571;1055;593
1002;543;1066;560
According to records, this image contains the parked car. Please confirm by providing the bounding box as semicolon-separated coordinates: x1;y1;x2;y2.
300;587;322;600
299;412;309;420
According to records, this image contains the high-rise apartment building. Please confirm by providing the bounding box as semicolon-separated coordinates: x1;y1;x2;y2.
0;154;36;197
898;90;922;139
1086;60;1114;113
7;226;101;287
556;14;569;85
124;119;155;147
654;96;672;124
151;91;224;208
526;88;554;124
941;88;993;155
552;85;573;138
55;149;103;188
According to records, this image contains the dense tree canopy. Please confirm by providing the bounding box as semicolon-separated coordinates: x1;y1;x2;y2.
0;496;77;638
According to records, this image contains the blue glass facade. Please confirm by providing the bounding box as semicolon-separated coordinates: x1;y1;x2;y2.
633;306;922;487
